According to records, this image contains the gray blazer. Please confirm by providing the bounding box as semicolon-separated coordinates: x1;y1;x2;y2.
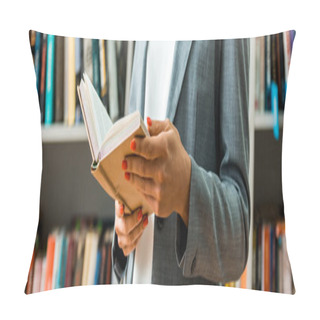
113;39;250;285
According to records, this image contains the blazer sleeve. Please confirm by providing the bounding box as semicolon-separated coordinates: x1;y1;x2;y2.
175;39;250;284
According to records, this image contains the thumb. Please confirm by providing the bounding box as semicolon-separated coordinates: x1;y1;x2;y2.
147;118;171;136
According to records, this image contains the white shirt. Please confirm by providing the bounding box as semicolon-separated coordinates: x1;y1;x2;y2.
132;41;175;284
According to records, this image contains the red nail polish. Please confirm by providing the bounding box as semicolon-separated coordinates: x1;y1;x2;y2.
124;172;130;181
143;215;148;228
138;209;142;221
147;117;152;127
119;204;124;216
122;160;127;170
130;139;136;151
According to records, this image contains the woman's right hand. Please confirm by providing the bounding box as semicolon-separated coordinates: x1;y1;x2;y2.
114;201;149;256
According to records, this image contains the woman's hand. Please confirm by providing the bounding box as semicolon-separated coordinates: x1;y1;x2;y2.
122;118;191;226
114;201;149;256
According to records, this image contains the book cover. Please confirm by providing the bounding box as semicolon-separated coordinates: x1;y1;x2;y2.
44;34;55;125
78;73;152;214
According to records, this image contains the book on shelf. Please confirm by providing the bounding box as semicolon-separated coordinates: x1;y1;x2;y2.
26;218;114;294
44;34;55;125
254;31;295;114
29;31;134;128
252;206;294;294
55;35;65;122
252;31;295;139
77;73;152;214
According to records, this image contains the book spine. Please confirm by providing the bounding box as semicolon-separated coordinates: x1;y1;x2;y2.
63;37;69;124
264;35;271;112
32;255;43;293
40;256;46;291
75;37;83;124
34;31;42;94
83;38;93;81
94;249;101;285
67;37;76;126
55;35;64;122
44;34;55;125
92;39;101;97
100;39;108;110
44;234;55;291
107;40;119;121
64;233;73;287
39;33;47;122
124;41;134;115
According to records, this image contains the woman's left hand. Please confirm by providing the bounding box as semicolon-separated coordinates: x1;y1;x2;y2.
122;118;191;226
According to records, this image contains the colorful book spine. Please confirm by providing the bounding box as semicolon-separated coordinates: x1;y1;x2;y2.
44;234;55;291
39;33;47;122
34;31;42;94
67;37;76;126
54;36;65;122
100;39;108;111
92;39;101;97
44;34;55;125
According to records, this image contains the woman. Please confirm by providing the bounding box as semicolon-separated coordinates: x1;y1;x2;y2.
112;39;250;285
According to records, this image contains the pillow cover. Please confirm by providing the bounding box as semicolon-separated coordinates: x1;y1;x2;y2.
25;30;295;294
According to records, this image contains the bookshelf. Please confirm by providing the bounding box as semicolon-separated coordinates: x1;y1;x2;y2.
41;123;87;143
26;31;294;293
25;32;135;293
244;33;295;294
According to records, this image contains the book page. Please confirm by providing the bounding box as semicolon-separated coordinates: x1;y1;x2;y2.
78;80;99;161
84;73;113;153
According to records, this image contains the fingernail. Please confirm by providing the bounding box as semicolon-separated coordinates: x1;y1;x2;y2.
137;209;142;221
119;204;124;216
130;139;136;151
143;215;148;228
124;172;130;181
122;160;127;170
147;117;152;127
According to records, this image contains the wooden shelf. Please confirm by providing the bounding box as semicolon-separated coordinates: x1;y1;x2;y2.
254;112;283;130
41;123;87;143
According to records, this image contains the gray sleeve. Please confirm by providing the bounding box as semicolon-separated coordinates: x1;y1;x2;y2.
176;39;250;283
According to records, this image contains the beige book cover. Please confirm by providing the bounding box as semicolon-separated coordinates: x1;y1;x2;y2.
77;73;152;215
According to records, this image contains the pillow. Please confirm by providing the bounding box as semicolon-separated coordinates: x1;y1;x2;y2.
25;30;295;294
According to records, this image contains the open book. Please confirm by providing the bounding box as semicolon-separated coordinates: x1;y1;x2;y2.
77;73;152;214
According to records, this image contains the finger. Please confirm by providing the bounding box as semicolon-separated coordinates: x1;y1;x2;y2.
147;118;171;137
127;173;158;199
118;214;148;255
123;155;155;179
121;231;143;257
115;200;125;218
130;135;166;160
115;207;143;236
